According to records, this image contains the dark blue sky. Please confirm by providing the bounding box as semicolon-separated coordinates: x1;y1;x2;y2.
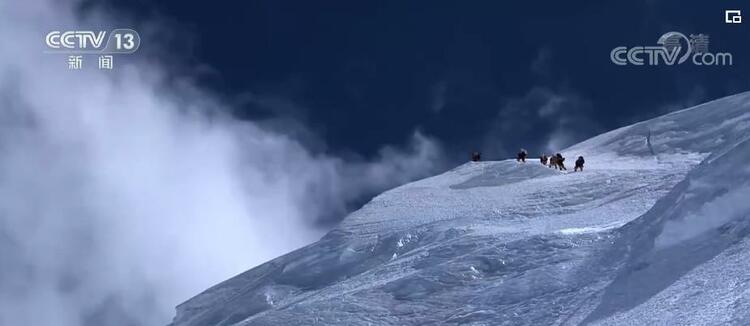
91;0;750;160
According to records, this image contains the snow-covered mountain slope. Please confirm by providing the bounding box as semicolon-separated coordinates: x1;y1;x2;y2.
170;92;750;326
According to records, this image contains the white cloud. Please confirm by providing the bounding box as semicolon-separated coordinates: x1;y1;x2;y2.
0;1;445;325
431;81;448;113
482;87;600;158
530;47;552;78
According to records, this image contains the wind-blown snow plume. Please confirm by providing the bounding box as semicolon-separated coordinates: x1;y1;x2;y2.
0;1;444;325
482;87;601;157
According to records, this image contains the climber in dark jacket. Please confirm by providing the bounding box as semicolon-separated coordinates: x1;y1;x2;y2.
517;149;528;163
574;156;585;172
471;151;482;162
556;153;566;170
540;154;548;166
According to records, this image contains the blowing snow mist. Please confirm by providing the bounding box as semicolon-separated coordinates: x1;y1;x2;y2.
0;1;444;325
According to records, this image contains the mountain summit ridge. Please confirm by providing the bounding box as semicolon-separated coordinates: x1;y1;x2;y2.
171;91;750;326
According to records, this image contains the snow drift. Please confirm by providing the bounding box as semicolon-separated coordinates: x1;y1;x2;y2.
170;92;750;325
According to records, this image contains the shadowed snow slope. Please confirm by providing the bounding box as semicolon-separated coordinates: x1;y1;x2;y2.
170;92;750;326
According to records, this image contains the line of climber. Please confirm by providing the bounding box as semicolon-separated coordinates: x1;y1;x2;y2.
470;149;585;172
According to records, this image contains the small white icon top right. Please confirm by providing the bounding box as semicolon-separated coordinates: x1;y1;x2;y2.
726;10;742;24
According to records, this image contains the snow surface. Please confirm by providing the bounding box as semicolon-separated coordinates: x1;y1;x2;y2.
170;92;750;326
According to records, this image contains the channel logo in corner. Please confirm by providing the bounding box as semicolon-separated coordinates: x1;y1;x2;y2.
611;31;732;66
44;28;141;70
45;29;140;53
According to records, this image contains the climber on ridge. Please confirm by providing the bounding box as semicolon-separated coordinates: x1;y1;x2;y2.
574;156;585;172
517;149;528;163
555;153;567;170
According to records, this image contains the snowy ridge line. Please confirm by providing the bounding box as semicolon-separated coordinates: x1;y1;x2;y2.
171;91;750;326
